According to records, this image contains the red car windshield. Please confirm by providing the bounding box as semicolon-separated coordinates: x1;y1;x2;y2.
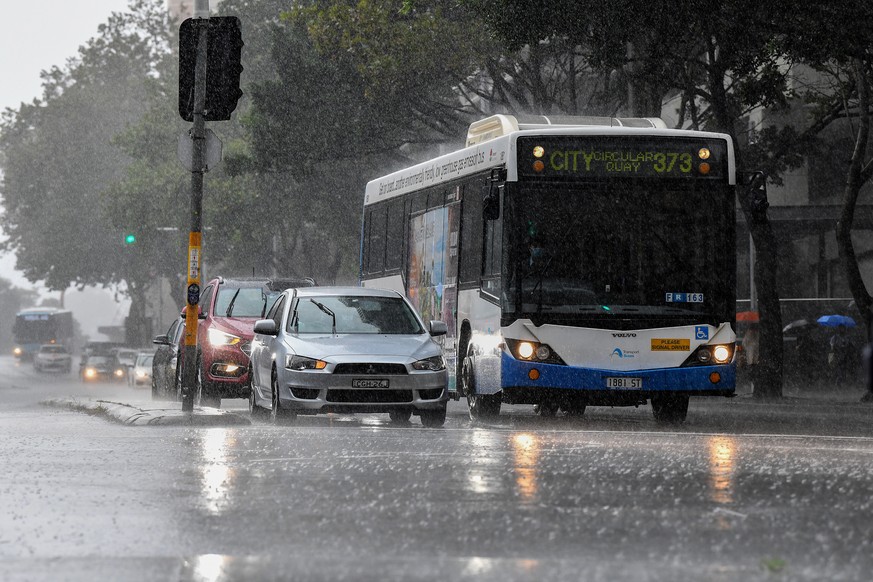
214;286;279;318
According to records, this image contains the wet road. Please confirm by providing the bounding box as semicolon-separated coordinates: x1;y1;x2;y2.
1;356;872;581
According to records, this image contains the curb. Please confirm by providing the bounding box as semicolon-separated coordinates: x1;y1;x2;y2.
42;397;251;426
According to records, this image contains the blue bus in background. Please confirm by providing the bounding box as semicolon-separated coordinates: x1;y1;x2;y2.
360;114;737;424
12;308;74;360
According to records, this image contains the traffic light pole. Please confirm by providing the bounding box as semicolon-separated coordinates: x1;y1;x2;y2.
181;1;210;413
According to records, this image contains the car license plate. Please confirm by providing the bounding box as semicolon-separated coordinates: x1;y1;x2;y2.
352;378;389;388
605;377;642;389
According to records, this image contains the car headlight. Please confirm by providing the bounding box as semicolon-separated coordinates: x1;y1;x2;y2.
286;355;327;370
13;347;22;356
114;369;125;377
207;328;241;346
412;356;446;371
85;368;97;378
135;370;147;378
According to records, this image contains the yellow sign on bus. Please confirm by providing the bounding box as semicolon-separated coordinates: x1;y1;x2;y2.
651;338;691;352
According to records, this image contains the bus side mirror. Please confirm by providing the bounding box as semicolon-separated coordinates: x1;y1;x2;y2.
484;184;501;221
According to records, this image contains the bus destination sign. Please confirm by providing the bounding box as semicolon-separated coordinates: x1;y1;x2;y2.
517;136;727;180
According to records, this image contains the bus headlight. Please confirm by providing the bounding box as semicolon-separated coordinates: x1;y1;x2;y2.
683;344;734;367
713;345;732;363
505;339;566;365
517;342;535;359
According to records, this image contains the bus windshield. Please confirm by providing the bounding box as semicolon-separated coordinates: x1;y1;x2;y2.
504;180;734;324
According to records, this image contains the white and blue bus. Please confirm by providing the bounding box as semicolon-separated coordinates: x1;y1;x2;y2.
361;115;736;423
12;307;75;360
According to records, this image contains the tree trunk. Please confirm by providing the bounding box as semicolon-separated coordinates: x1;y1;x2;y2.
836;59;872;337
705;43;783;398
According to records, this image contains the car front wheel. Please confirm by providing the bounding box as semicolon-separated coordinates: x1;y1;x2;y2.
270;367;296;425
420;407;447;428
249;369;269;420
196;360;220;409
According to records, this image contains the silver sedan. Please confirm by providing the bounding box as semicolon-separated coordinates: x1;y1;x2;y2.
248;287;449;427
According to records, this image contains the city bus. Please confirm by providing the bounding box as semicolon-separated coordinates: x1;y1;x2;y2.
360;114;736;423
12;308;75;360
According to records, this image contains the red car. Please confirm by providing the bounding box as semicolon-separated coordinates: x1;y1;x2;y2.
190;277;316;407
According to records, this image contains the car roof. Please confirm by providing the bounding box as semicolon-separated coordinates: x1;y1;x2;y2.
211;277;317;291
291;286;401;299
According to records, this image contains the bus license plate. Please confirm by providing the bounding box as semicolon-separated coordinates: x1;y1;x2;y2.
352;378;389;388
605;377;642;389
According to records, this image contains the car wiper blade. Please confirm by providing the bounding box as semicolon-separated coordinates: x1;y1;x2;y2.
309;299;337;335
225;288;241;317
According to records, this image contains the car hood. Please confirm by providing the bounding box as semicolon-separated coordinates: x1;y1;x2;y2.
211;317;258;339
286;333;440;361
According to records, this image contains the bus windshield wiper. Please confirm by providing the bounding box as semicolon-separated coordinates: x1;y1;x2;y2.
310;299;337;335
225;288;241;317
530;211;582;313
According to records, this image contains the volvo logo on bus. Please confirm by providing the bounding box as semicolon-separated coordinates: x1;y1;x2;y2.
611;333;637;338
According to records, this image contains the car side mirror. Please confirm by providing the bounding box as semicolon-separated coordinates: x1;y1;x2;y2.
429;320;448;337
253;319;279;336
153;334;170;346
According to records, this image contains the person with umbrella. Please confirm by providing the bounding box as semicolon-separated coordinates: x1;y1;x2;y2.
827;324;852;386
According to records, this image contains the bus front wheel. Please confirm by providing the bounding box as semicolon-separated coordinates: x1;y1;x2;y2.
651;395;689;424
463;350;501;419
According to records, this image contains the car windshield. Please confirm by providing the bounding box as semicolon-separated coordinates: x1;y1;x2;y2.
41;346;67;354
136;355;153;367
87;356;111;365
214;286;279;318
289;295;424;335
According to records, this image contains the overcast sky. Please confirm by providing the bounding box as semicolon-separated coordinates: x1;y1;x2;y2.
0;1;134;337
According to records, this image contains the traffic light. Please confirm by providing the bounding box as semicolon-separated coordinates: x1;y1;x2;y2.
124;233;137;245
178;17;244;122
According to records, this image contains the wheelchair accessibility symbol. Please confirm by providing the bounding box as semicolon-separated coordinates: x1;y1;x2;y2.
695;326;709;340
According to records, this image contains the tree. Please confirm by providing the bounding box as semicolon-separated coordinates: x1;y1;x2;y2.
779;3;873;338
463;0;809;397
0;0;173;294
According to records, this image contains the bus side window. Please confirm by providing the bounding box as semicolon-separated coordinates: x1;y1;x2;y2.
482;185;502;296
367;205;387;274
385;200;404;271
459;183;483;285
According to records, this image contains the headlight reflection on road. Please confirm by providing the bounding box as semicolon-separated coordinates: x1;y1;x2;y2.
200;428;237;515
707;435;738;505
464;429;502;495
192;554;228;582
511;432;540;502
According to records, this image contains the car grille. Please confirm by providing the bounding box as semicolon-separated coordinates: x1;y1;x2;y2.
333;363;407;375
240;342;252;356
326;389;413;403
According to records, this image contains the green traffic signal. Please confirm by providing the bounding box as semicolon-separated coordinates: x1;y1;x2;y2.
124;234;137;244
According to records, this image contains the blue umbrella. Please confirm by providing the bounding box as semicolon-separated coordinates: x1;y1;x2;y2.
816;314;857;328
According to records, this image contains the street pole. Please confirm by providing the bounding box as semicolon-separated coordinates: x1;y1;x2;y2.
181;0;210;413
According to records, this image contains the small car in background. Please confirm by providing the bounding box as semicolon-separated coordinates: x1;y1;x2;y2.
80;354;126;382
33;344;72;374
249;286;449;427
113;348;140;384
131;352;155;387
